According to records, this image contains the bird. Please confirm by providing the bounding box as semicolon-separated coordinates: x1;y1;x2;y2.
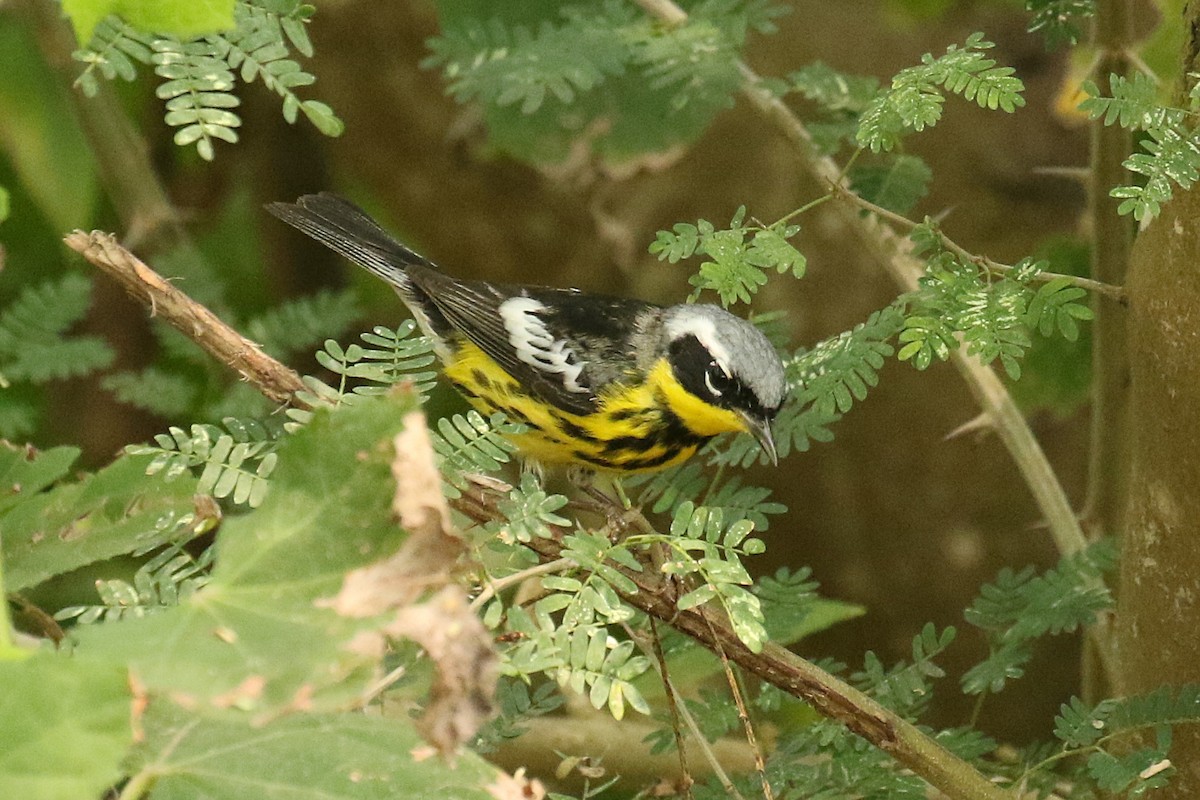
267;193;787;473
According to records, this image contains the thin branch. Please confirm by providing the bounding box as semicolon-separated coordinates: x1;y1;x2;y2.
634;0;688;25
1079;0;1135;706
64;231;309;407
1084;1;1134;530
74;230;1014;800
469;558;574;611
456;487;1014;800
489;703;756;787
636;618;700;800
834;184;1128;304
702;612;773;800
634;0;1094;568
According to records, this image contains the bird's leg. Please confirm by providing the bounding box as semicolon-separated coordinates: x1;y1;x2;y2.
519;457;547;485
566;467;647;543
566;464;608;506
561;470;682;601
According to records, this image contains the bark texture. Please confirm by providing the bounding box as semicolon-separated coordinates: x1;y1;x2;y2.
1120;183;1200;793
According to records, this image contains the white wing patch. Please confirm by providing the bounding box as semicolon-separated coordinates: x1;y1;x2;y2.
499;296;589;394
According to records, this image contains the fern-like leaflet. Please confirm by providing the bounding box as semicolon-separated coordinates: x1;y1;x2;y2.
482;527;653;721
430;411;523;498
244;288;362;360
423;1;781;163
853;624;957;719
0;273;114;385
287;322;437;425
649;205;805;305
102;367;201;419
1025;0;1095;47
208;2;342;136
896;226;1093;377
962;538;1116;696
487;474;570;543
129;417;285;508
857;32;1025;153
55;510;216;623
1079;71;1200;220
554;626;651;720
152;38;241;160
0;273;114;437
72;16;154;96
1048;686;1200;796
72;0;341;160
652;501;768;651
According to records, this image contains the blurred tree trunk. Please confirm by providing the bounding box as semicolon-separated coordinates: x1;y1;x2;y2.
1118;6;1200;791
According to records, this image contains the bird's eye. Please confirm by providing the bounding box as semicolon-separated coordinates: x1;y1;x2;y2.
703;362;731;397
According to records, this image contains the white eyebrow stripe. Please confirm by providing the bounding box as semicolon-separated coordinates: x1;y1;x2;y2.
498;296;589;394
665;314;732;375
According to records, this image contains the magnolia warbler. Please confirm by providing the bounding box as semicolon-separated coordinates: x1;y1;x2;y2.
268;193;786;472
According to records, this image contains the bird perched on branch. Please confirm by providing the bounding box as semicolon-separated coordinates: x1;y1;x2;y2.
268;193;786;473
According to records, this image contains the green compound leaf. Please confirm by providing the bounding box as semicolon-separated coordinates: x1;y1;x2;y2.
857;33;1024;152
652;208;805;307
490;473;569;543
1026;0;1094;47
1025;277;1094;341
0;653;131;800
0;273;114;384
748;227;806;277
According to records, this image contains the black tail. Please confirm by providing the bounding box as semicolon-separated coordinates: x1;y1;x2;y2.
266;193;434;289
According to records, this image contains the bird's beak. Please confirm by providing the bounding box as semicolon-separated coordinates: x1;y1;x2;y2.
739;412;778;466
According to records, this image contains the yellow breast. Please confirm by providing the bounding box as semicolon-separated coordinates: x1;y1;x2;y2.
441;342;746;471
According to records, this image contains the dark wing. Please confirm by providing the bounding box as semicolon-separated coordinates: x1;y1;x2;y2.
268;194;655;416
407;269;653;416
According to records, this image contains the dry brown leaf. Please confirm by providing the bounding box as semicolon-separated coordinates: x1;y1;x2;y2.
326;411;466;617
211;675;266;709
324;411;496;753
486;767;547;800
388;585;497;754
392;410;453;536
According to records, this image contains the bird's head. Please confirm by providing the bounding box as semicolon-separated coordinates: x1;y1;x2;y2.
661;304;787;464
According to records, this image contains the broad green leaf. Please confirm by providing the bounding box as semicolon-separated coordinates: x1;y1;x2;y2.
1;454;199;593
74;395;418;711
766;597;866;643
0;24;97;231
0;442;80;516
131;704;498;800
0;653;130;800
63;0;236;44
850;154;933;215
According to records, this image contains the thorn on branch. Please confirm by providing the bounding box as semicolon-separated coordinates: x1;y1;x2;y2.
944;412;994;442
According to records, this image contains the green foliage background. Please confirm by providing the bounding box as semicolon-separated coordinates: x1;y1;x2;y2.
0;0;1194;799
